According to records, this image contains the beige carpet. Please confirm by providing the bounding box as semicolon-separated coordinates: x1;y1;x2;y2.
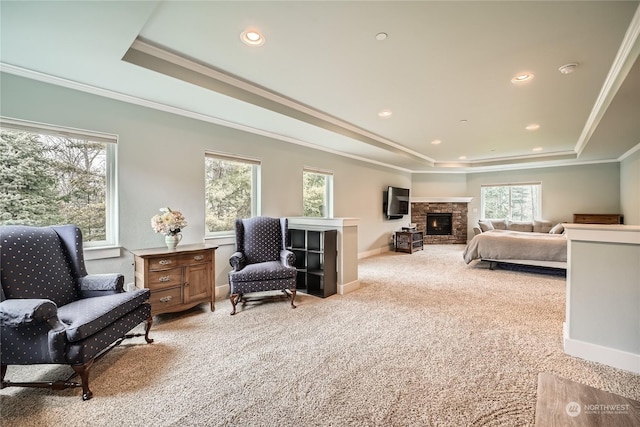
1;245;639;426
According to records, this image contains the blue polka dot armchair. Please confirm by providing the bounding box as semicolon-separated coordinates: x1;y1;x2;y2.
228;217;297;315
0;225;153;400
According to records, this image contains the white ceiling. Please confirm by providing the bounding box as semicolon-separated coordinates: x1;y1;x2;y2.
1;1;639;172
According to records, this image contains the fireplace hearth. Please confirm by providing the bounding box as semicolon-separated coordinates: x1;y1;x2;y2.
427;213;452;235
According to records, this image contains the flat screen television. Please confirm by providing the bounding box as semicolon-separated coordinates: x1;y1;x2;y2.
385;186;410;219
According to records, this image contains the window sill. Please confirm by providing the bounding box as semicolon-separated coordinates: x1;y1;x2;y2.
84;245;121;261
204;234;235;246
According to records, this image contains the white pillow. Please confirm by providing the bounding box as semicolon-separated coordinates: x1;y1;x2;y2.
549;223;565;234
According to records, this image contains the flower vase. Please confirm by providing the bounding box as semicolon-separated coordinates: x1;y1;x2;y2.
165;233;182;249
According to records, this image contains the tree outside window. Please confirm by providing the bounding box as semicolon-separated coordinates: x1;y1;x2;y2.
481;183;541;221
0;127;113;244
205;154;260;233
303;169;333;217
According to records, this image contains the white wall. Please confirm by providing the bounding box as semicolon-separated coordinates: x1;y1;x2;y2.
411;173;468;197
620;148;640;225
0;73;409;285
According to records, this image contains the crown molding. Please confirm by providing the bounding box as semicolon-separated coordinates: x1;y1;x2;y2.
0;62;413;173
575;3;640;157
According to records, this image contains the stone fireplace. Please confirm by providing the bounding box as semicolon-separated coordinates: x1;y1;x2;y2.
411;199;470;244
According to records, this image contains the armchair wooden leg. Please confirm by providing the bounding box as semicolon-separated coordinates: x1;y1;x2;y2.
144;316;154;343
72;359;94;401
230;293;239;315
290;289;297;309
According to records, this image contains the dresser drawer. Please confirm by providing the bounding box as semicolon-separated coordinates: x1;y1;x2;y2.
148;256;184;270
179;250;212;265
150;286;183;311
147;267;183;289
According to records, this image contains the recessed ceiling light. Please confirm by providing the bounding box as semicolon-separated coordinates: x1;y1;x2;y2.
459;119;468;124
378;109;393;118
458;156;467;160
241;29;265;46
525;123;540;131
511;73;534;83
559;63;578;74
375;32;388;41
431;139;442;145
532;147;543;152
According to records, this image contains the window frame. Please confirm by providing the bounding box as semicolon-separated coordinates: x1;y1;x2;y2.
0;117;119;252
480;182;542;221
204;151;261;238
302;166;334;218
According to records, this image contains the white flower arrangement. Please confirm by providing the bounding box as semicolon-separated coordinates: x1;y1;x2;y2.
150;207;187;236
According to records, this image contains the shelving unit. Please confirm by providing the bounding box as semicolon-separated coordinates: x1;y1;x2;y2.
395;230;424;254
288;228;337;298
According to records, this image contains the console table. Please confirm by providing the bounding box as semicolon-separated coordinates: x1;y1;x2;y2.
395;230;424;254
131;244;217;316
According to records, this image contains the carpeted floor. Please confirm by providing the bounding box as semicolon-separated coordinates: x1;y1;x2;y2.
1;245;638;426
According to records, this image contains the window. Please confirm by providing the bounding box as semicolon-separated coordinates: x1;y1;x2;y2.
205;152;260;234
481;183;541;221
303;167;333;218
0;118;117;247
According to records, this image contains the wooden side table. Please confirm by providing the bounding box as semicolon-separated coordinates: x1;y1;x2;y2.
131;244;217;316
395;230;424;254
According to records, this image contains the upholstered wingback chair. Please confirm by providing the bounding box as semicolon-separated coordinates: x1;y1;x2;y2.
0;225;153;400
228;217;297;315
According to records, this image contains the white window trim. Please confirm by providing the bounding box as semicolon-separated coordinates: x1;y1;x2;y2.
0;116;119;254
204;151;261;237
303;166;334;218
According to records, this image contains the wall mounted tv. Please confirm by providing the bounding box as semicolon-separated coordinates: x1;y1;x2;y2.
384;186;410;220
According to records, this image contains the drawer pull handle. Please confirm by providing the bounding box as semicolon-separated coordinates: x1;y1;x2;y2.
159;276;171;282
158;260;173;266
194;255;204;261
159;296;173;303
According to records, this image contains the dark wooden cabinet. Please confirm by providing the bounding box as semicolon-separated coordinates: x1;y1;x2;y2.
573;214;623;225
288;229;337;298
395;231;424;254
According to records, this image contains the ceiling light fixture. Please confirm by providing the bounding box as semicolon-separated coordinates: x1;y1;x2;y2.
378;109;393;118
431;139;442;145
559;63;578;74
241;29;265;46
532;147;543;152
525;123;540;131
511;73;534;83
375;32;388;41
458;156;467;160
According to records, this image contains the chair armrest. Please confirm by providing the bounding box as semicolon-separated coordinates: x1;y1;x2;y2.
78;273;124;298
0;299;58;327
229;251;246;271
281;249;296;268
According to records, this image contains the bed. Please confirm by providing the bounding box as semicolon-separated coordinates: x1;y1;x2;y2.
462;229;567;269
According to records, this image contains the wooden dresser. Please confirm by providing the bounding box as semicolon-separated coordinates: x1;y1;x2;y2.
131;244;217;316
573;213;623;225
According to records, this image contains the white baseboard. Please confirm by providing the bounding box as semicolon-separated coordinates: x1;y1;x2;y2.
215;284;229;301
339;279;360;295
564;327;640;374
358;246;392;259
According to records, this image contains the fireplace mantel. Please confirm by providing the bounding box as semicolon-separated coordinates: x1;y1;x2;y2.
411;197;473;203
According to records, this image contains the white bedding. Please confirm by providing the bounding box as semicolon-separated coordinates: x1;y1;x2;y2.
463;229;567;265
